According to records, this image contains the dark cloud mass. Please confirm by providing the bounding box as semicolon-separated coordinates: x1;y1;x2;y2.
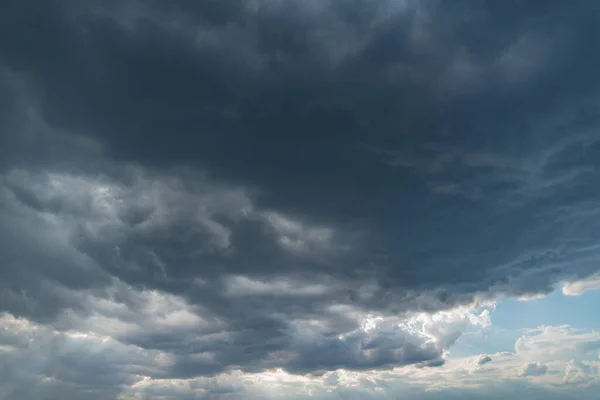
1;0;600;398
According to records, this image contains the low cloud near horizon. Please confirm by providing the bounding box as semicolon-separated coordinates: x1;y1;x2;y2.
1;1;600;398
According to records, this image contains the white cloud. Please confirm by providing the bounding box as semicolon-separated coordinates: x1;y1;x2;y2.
562;274;600;296
0;312;170;400
516;293;548;302
563;360;599;385
223;275;331;297
514;326;600;363
519;362;548;377
2;298;600;400
278;301;496;373
400;303;493;349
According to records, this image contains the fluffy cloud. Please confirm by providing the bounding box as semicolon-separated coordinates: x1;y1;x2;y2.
3;314;599;399
0;301;495;399
0;312;168;400
519;362;548;377
1;0;600;398
475;354;492;366
562;274;600;296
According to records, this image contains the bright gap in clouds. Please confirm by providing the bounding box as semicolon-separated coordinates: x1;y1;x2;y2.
451;284;600;358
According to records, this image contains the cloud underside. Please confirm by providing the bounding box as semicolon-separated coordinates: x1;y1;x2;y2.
2;314;600;400
1;0;600;398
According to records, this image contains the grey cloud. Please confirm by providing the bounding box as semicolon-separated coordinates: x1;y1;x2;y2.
476;354;492;365
2;311;600;400
284;322;441;373
3;0;600;297
1;0;600;390
0;312;160;400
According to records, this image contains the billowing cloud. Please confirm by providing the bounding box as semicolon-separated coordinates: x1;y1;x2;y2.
2;314;599;399
1;0;600;398
519;362;548;377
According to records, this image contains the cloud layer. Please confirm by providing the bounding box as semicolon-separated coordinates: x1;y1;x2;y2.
1;0;600;398
2;312;600;400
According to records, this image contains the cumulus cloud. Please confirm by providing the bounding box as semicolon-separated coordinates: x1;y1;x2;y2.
563;360;600;385
519;362;548;377
3;316;598;399
0;302;497;399
0;312;169;400
1;0;600;398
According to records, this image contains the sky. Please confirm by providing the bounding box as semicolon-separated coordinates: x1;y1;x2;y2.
1;0;600;399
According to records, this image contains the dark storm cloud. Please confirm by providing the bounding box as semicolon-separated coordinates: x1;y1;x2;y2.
1;0;600;390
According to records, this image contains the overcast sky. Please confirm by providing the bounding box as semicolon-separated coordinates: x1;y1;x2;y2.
1;1;600;399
